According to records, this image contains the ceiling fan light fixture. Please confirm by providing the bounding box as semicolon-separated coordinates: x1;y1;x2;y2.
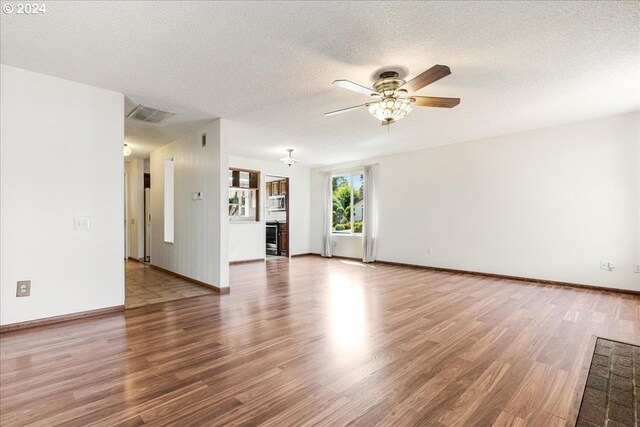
123;144;132;157
325;64;459;124
367;98;413;123
280;148;298;167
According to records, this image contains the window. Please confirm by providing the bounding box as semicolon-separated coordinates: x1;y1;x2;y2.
164;159;174;243
332;172;364;234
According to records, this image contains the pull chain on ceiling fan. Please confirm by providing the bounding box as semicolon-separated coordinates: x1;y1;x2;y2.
325;64;460;126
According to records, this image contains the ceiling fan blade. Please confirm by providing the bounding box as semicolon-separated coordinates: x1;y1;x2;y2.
401;65;451;92
324;104;367;116
333;80;378;97
412;96;460;108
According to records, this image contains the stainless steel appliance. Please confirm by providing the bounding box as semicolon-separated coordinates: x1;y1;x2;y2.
266;221;279;255
268;195;286;212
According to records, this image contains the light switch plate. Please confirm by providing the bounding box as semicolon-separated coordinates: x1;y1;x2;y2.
73;217;90;230
16;280;31;297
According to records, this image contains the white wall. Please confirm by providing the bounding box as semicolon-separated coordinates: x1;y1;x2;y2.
0;65;124;325
125;159;145;259
150;119;229;289
311;113;640;291
229;155;311;262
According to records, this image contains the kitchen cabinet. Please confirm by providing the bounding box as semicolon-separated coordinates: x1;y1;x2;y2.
266;179;287;196
229;169;258;188
279;223;288;256
267;179;288;212
229;168;260;222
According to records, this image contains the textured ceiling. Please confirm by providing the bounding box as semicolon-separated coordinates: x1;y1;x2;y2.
2;1;638;166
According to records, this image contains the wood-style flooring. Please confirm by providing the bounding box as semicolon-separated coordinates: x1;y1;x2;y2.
125;261;216;308
1;256;638;426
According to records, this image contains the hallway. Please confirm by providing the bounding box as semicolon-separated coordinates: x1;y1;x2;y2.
125;261;216;308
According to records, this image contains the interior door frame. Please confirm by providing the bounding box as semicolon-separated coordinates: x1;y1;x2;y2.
124;171;129;260
265;174;290;258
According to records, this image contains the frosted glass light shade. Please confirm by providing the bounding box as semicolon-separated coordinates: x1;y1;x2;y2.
367;98;412;122
123;144;132;156
280;148;298;167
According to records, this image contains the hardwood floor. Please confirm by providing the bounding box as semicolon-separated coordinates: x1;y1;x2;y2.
1;256;638;426
125;261;216;308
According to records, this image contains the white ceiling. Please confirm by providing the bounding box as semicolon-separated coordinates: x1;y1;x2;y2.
2;1;638;166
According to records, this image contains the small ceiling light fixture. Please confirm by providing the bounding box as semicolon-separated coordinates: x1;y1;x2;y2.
280;149;298;167
123;144;132;157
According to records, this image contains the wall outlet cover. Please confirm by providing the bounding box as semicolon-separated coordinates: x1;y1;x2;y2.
73;217;90;230
16;280;31;297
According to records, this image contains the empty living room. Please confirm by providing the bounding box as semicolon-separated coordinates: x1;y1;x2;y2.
1;1;638;426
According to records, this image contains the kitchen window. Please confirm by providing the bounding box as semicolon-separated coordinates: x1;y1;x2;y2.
332;172;364;234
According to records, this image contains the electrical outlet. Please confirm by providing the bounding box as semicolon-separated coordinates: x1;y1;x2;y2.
427;248;433;256
16;280;31;297
73;217;90;230
634;264;640;273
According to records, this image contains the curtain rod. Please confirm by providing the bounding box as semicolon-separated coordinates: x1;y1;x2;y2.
325;162;379;175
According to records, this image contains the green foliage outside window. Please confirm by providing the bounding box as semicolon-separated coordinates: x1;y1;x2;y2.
332;174;364;234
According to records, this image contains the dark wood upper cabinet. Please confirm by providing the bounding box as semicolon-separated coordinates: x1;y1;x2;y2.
229;167;260;222
249;172;259;189
229;169;259;190
230;170;240;188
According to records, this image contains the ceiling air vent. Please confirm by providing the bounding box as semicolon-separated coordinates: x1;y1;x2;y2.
127;104;175;124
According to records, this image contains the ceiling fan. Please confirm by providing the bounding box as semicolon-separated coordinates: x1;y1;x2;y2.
325;64;460;125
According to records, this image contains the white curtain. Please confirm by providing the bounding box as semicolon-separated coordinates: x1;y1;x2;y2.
362;164;378;263
321;171;333;257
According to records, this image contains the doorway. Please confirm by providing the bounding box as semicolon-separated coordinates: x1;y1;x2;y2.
143;172;151;263
124;162;214;309
124;171;129;260
265;175;289;259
